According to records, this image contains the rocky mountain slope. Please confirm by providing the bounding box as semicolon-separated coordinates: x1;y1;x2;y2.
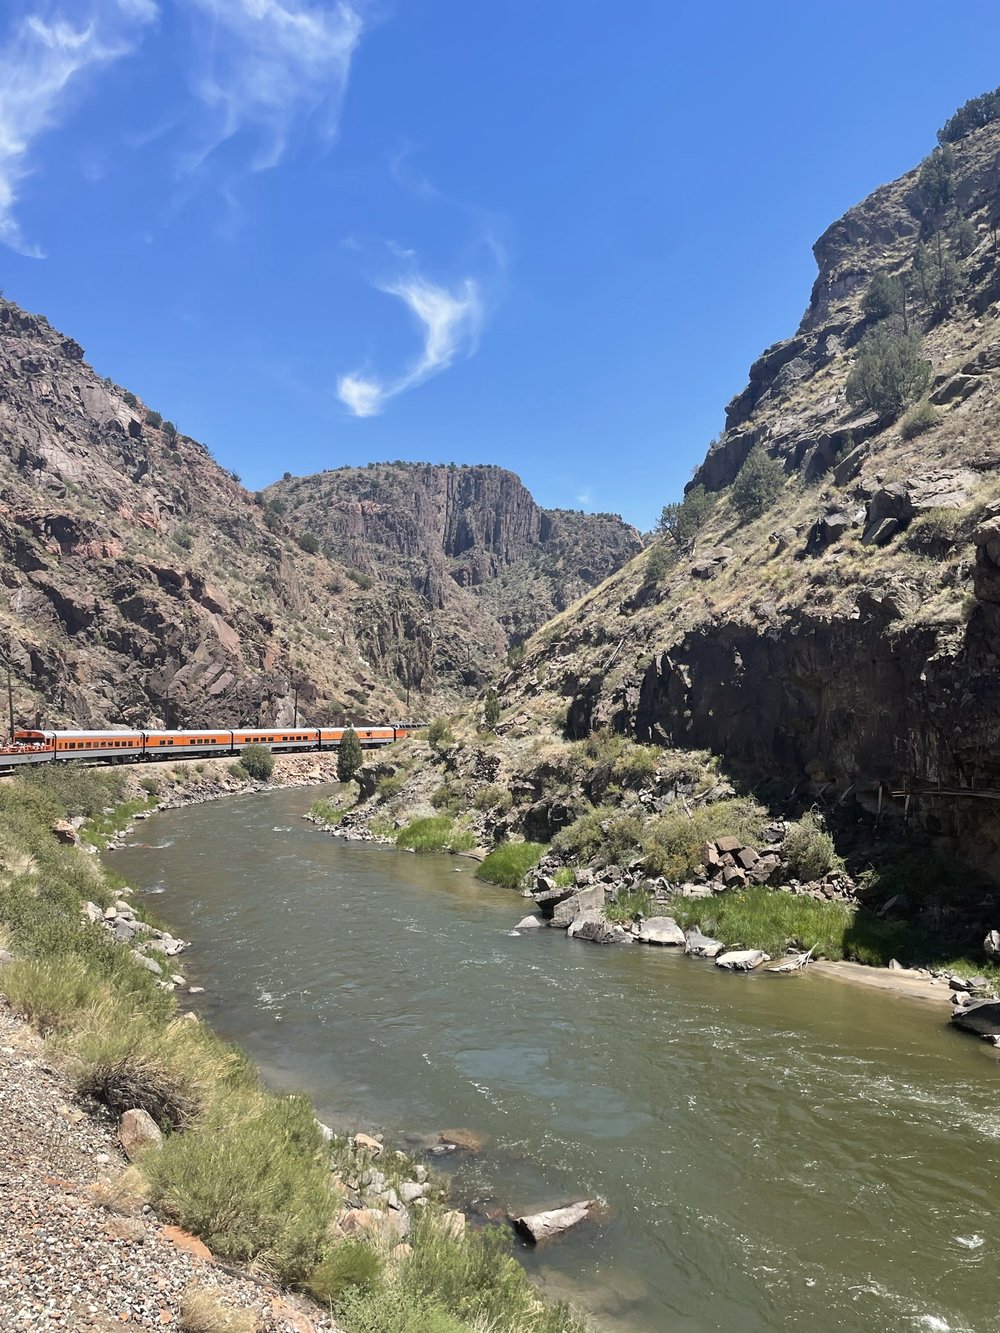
264;462;641;691
0;300;427;729
483;110;1000;881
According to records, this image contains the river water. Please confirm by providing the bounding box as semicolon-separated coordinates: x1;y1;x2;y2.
108;786;1000;1333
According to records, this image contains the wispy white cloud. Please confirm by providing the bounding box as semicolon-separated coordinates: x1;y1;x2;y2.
184;0;364;172
0;1;157;255
338;275;482;417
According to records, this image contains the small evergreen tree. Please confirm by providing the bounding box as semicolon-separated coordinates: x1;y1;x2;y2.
297;532;320;554
730;446;784;520
337;726;362;782
145;408;163;429
846;326;931;420
862;272;906;323
657;484;714;545
482;687;501;731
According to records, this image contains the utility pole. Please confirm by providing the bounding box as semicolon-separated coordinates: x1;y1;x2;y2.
5;658;14;742
293;680;299;728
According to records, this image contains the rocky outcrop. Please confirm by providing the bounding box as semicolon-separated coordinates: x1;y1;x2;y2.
264;463;642;693
490;113;1000;888
0;298;421;727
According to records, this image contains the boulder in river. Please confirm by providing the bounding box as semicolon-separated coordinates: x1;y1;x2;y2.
715;949;770;972
635;916;685;946
512;1199;597;1244
684;927;725;958
550;886;605;929
951;999;1000;1038
514;914;545;930
567;910;630;944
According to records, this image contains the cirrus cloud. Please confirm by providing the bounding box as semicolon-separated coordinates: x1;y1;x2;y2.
337;275;483;417
184;0;365;172
0;1;157;256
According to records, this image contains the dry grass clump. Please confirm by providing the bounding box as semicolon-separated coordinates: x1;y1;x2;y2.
1;956;110;1035
178;1285;258;1333
88;1165;150;1217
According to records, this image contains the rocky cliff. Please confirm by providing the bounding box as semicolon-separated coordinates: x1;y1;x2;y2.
265;463;642;691
0;300;417;729
492;113;1000;881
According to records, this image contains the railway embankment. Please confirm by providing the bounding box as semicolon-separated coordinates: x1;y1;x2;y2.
0;766;591;1333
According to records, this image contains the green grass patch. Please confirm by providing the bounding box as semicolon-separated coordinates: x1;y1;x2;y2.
642;798;766;881
81;795;158;849
476;842;546;888
553;866;576;888
605;886;653;924
669;886;853;960
309;798;344;826
395;817;474;854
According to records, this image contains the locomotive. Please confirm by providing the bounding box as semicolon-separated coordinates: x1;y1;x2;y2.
0;724;416;770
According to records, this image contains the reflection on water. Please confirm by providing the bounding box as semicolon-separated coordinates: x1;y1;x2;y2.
108;787;1000;1333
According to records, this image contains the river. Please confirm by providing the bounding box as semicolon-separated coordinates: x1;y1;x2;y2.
107;785;1000;1333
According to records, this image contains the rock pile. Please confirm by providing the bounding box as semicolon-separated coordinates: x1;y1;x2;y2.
82;895;191;989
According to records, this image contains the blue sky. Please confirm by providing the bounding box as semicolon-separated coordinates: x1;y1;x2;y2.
1;1;999;532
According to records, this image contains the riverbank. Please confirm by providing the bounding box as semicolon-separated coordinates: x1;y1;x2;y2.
0;768;591;1333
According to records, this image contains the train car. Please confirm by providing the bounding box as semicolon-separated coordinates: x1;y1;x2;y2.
3;730;55;766
231;728;320;752
142;730;234;758
19;729;146;762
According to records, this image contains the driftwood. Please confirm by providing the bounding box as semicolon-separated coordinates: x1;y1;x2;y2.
766;945;816;974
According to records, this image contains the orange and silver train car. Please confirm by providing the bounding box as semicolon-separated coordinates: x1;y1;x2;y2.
0;723;416;770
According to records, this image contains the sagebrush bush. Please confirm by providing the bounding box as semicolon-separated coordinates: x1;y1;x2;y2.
426;719;455;752
377;774;405;800
145;1091;335;1283
476;843;545;888
899;399;942;439
472;784;512;813
306;1240;383;1304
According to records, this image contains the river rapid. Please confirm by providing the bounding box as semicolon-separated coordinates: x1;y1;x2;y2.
107;785;1000;1333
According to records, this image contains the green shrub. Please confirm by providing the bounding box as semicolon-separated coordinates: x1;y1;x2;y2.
553;866;576;888
862;271;906;323
346;568;374;590
938;85;1000;143
240;744;275;782
139;777;160;796
552;806;643;866
642;541;673;586
336;1286;471;1333
430;782;460;812
846;326;931;420
731;445;784;520
905;507;964;553
145;408;163;428
899;400;941;439
476;842;546;888
163;420;177;440
377;774;405;800
123;391;138;409
472;784;512;813
781;811;842;881
228;763;249;781
611;743;660;789
641;798;766;881
145;1091;334;1284
426;718;454;752
482;688;501;731
307;1241;383;1304
298;532;320;555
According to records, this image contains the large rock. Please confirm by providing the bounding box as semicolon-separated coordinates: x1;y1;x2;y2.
550;885;605;929
635;916;685;946
951;999;1000;1039
514;914;545;930
984;930;1000;962
684;927;725;958
715;949;770;972
119;1109;162;1160
511;1199;597;1244
566;910;630;944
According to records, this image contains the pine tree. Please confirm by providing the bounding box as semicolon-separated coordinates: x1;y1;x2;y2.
483;687;501;731
337;726;363;782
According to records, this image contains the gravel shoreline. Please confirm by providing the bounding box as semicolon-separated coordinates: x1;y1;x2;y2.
0;1003;338;1332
